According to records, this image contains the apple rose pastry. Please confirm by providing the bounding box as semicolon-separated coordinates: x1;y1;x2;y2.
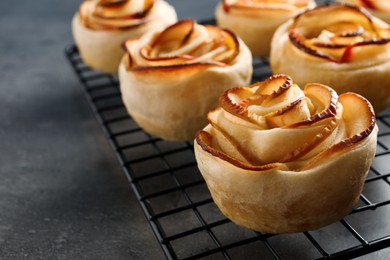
72;0;177;74
337;0;390;23
270;4;390;112
194;74;378;233
119;19;253;141
215;0;316;56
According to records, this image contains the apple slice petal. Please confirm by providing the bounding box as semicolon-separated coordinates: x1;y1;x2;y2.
265;97;311;128
302;92;376;170
288;3;390;63
196;73;377;172
204;75;354;165
150;19;195;52
196;74;377;170
124;19;241;70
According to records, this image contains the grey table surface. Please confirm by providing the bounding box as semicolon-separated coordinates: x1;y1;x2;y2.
0;1;218;259
1;0;390;259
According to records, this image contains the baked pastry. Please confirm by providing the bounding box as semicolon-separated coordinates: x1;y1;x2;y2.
215;0;316;56
72;0;177;74
270;4;390;112
119;19;253;141
194;74;378;233
336;0;390;23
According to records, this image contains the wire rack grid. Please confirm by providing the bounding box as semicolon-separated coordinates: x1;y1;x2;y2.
65;1;390;256
65;43;390;259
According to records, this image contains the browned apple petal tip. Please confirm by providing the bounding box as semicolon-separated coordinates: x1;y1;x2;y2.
195;130;284;171
257;74;293;97
338;25;364;37
218;75;295;121
339;92;376;144
219;87;251;117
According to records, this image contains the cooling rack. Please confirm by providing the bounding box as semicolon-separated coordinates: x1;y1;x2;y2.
65;43;390;259
65;0;390;254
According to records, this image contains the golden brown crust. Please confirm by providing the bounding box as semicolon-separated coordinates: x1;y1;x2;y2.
194;74;377;233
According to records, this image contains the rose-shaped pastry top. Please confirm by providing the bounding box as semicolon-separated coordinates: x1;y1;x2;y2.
337;0;390;23
270;4;390;112
78;0;155;30
122;19;240;70
222;0;315;15
288;4;390;64
196;74;376;171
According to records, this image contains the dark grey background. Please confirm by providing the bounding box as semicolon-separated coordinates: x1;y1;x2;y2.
0;1;218;259
0;0;389;259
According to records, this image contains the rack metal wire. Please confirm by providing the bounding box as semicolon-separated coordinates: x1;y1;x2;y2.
65;13;390;257
65;44;390;260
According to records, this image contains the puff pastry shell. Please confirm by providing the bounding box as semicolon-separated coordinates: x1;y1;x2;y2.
270;4;390;112
119;20;253;141
215;0;316;56
194;74;377;233
72;0;177;74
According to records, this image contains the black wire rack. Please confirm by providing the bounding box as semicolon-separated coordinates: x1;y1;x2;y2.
65;43;390;259
65;1;390;255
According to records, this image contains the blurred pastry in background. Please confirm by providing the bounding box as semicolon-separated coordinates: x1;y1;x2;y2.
215;0;316;56
72;0;177;74
270;4;390;112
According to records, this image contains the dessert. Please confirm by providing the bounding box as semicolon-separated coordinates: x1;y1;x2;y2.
194;74;378;233
337;0;390;23
270;4;390;112
72;0;177;74
119;19;253;141
215;0;316;56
